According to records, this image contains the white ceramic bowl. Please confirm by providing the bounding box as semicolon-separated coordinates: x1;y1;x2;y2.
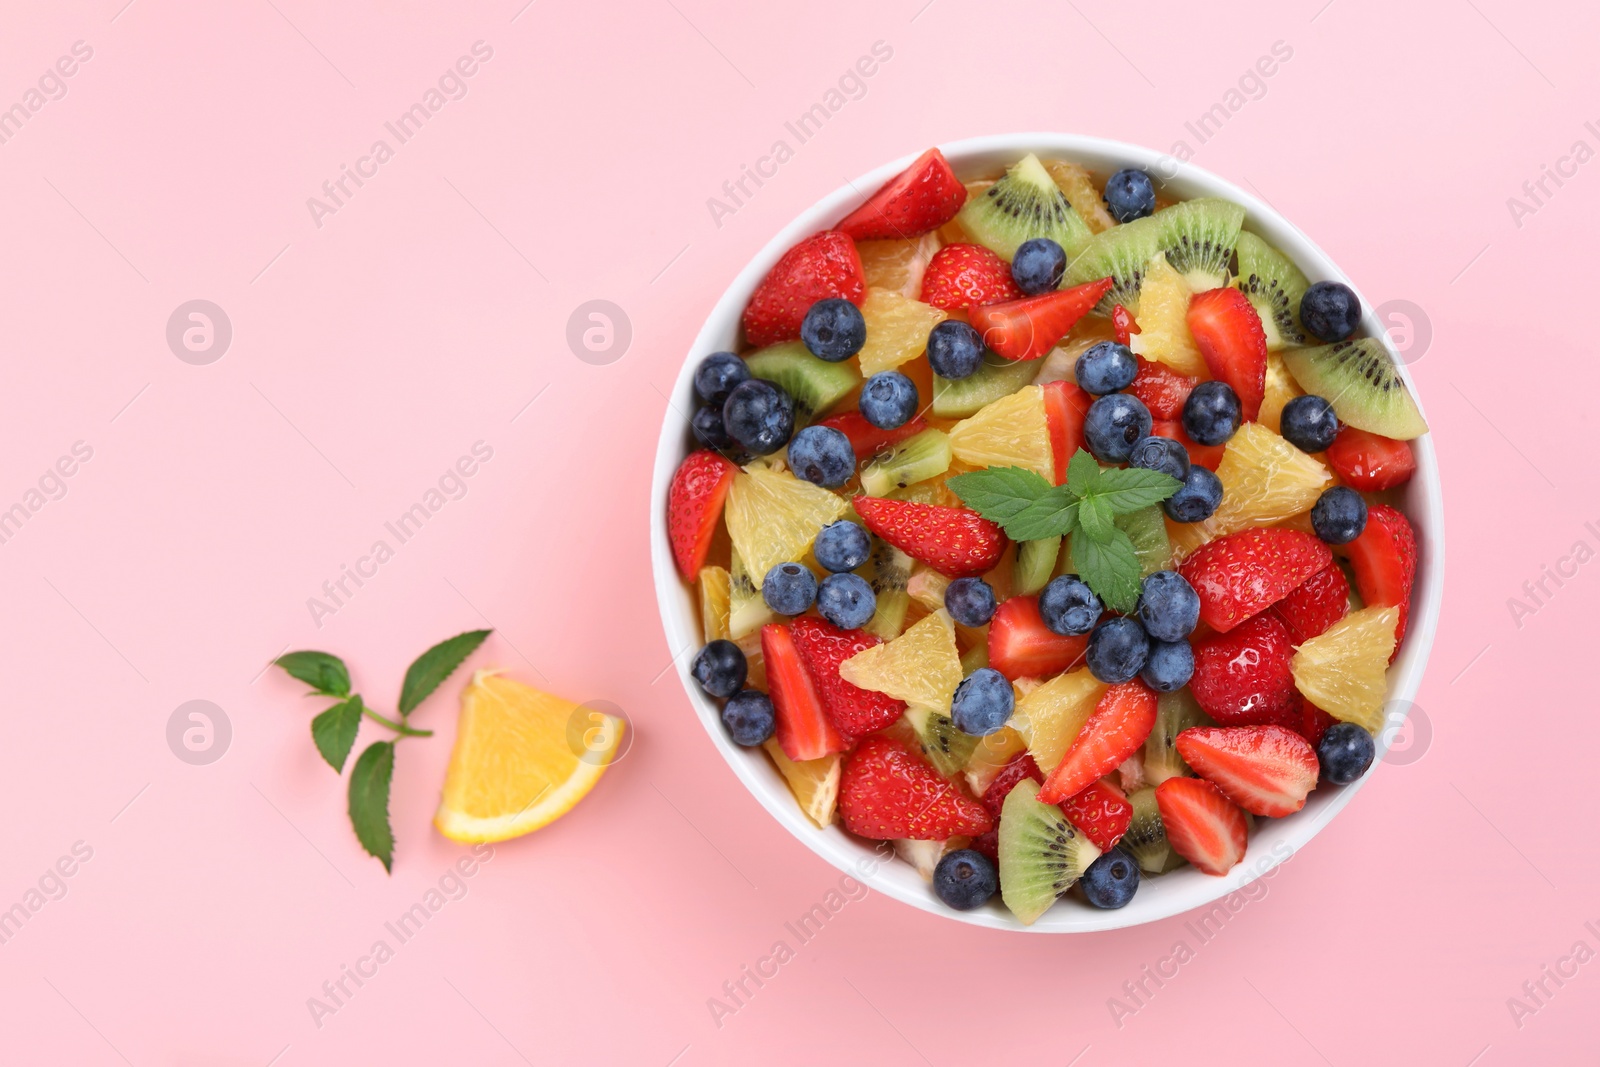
650;134;1444;932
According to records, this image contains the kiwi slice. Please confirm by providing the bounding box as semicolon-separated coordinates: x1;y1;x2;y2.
1235;231;1309;351
1281;338;1428;440
932;358;1038;418
1144;690;1213;785
998;779;1103;924
960;643;989;676
1123;787;1187;874
956;153;1093;261
1013;536;1062;596
1067;198;1246;313
728;548;773;640
903;706;979;777
860;428;952;497
1116;507;1171;577
1066;213;1167;312
863;538;912;640
743;342;860;423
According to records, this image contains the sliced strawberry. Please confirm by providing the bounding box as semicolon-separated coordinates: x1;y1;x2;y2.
1059;779;1133;851
1186;288;1268;421
1272;562;1350;643
1188;614;1300;728
1037;681;1158;803
814;410;929;461
761;624;847;761
1345;503;1417;649
838;735;994;840
789;616;905;738
1152;417;1225;471
1298;700;1339;749
968;278;1114;361
918;243;1022;310
1179;528;1332;632
1155;777;1248;876
742;231;865;348
667;450;737;579
837;148;967;241
979;752;1043;817
1112;304;1141;346
1175;724;1319;818
1042;380;1092;485
988;596;1088;681
968;827;999;864
1327;426;1417;492
1131;358;1198;421
853;496;1008;579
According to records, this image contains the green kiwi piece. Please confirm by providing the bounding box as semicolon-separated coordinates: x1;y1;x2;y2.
863;538;912;640
1123;787;1186;874
743;342;860;423
1144;690;1214;785
957;153;1094;260
1065;212;1167;312
1067;198;1246;313
859;428;952;498
1235;231;1309;351
998;779;1103;924
728;548;773;640
960;643;989;676
903;706;979;777
1013;536;1062;596
931;358;1038;418
1281;338;1428;440
1116;507;1171;577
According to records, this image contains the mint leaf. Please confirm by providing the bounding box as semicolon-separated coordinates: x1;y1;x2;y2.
1072;526;1142;614
1064;449;1101;495
1092;466;1183;515
947;467;1055;526
276;651;349;697
311;695;363;772
397;630;491;715
348;741;395;871
1077;495;1116;542
1005;486;1080;541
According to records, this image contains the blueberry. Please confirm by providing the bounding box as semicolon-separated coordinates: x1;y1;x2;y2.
1279;394;1340;453
1318;722;1376;784
814;520;871;573
1141;639;1194;692
1128;435;1190;482
694;352;750;407
944;576;998;627
800;298;867;362
761;562;817;615
1300;281;1361;343
1103;169;1156;223
1083;393;1152;463
786;425;855;488
1311;485;1368;545
692;404;737;454
932;848;998;910
859;371;918;430
692;639;748;698
1086;616;1150;684
1164;465;1224;523
1181;380;1241;447
951;667;1014;736
1080;848;1141;909
1137;571;1200;642
723;379;795;455
722;690;775;746
816;572;876;630
926;320;985;380
1074;341;1138;395
1011;237;1067;296
1039;574;1103;636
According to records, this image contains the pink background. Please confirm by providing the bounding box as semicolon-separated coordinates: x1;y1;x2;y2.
0;0;1594;1062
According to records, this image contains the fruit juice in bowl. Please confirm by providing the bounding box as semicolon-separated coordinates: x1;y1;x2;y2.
651;135;1441;932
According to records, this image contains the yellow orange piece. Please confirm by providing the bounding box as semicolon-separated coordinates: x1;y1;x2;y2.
698;565;730;641
1170;422;1333;558
1043;160;1117;234
763;739;841;828
858;287;948;377
948;385;1054;479
840;608;963;712
1010;668;1106;774
1131;253;1207;377
857;233;942;297
725;464;848;579
1258;352;1305;435
1290;606;1399;733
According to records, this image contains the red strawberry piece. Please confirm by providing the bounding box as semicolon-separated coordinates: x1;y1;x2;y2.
789;616;905;738
979;752;1043;817
1186;288;1268;421
1273;562;1350;644
1152;417;1225;471
968;278;1115;361
742;231;865;348
1059;779;1133;851
1179;528;1332;633
1327;426;1417;492
918;243;1022;310
667;450;737;579
1345;503;1417;649
1037;681;1158;803
837;147;967;241
1175;724;1319;818
1112;304;1141;346
762;624;847;761
814;410;929;461
968;827;999;864
1298;699;1339;749
1188;614;1300;728
987;595;1088;681
853;496;1008;579
838;735;994;840
1043;380;1092;485
1155;777;1248;876
1131;358;1198;420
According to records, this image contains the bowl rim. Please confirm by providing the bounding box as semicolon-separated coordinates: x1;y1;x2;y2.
650;132;1444;932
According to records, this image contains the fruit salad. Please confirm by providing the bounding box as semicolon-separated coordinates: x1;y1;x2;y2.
667;146;1427;924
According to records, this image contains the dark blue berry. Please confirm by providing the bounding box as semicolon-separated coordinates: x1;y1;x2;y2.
1300;281;1361;343
1075;341;1138;395
1137;570;1200;642
932;848;997;910
816;572;876;630
1128;435;1190;481
694;351;750;407
1084;393;1152;463
814;520;871;573
944;576;997;627
1039;574;1103;636
1164;466;1224;523
1182;380;1241;447
1086;616;1150;684
1279;394;1340;453
691;639;748;698
1103;169;1156;223
1080;848;1140;908
951;667;1014;736
786;425;855;488
859;371;918;430
1318;721;1376;784
761;562;816;615
800;298;867;362
722;690;775;746
723;379;794;455
692;404;737;454
1311;485;1368;545
926;320;985;380
1011;237;1067;296
1141;639;1194;692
